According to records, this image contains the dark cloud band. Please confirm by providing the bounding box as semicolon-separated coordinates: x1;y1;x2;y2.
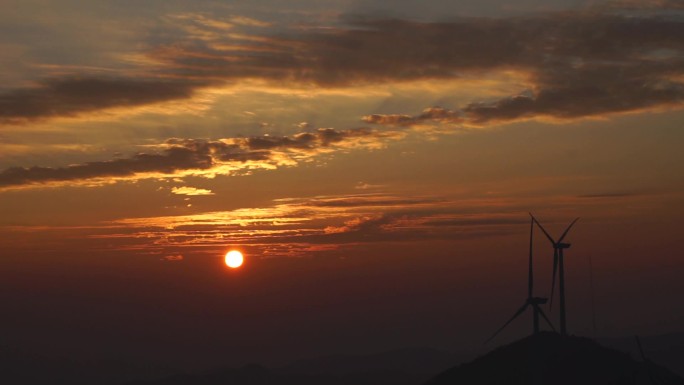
2;5;683;124
0;77;209;123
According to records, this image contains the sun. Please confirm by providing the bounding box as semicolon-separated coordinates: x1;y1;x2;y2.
224;250;244;268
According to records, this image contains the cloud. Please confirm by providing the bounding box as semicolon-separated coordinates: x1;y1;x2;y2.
0;77;209;124
351;12;684;125
171;186;214;196
461;69;684;124
153;5;684;124
355;182;384;190
91;192;530;257
0;147;212;188
2;4;682;125
576;192;639;199
362;107;462;126
162;254;184;261
0;127;402;189
307;195;441;208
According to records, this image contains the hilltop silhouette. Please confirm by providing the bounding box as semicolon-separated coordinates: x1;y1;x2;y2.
426;332;684;385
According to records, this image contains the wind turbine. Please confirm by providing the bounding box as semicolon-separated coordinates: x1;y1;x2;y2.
530;214;579;336
486;217;555;343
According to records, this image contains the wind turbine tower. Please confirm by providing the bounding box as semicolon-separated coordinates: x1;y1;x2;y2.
486;217;554;343
530;214;579;336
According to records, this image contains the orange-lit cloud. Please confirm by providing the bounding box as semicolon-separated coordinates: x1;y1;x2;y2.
171;186;214;196
363;107;461;126
86;193;532;257
0;127;404;190
1;186;666;258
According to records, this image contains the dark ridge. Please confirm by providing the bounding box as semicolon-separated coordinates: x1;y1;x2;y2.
124;362;427;385
282;347;460;376
0;345;172;385
425;332;684;385
600;333;684;378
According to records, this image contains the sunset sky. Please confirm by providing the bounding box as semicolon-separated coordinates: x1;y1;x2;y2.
1;0;683;374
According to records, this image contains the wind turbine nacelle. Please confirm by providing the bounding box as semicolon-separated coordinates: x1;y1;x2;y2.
558;242;571;249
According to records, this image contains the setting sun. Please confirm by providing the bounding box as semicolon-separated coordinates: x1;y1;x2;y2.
224;250;244;268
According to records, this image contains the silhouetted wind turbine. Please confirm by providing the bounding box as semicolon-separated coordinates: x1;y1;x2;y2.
530;214;579;336
486;217;555;343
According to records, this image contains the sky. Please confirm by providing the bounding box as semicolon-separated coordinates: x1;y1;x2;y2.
1;0;683;375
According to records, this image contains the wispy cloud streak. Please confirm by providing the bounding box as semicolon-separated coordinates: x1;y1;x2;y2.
88;193;530;257
0;127;403;189
2;188;659;257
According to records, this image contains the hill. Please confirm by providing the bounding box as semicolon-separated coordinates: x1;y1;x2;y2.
125;363;427;385
282;347;460;376
0;345;171;385
124;347;461;385
601;333;684;378
425;332;684;385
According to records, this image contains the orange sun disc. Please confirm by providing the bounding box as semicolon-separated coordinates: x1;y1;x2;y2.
224;250;244;268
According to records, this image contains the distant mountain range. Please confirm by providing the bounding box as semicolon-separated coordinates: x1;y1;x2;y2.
0;345;171;385
126;363;426;385
282;346;464;376
125;347;462;385
2;332;683;384
126;333;684;385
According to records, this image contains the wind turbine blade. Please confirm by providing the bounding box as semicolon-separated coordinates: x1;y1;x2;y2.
485;303;529;343
530;214;555;245
558;217;580;243
537;306;556;332
528;216;534;298
549;249;558;310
